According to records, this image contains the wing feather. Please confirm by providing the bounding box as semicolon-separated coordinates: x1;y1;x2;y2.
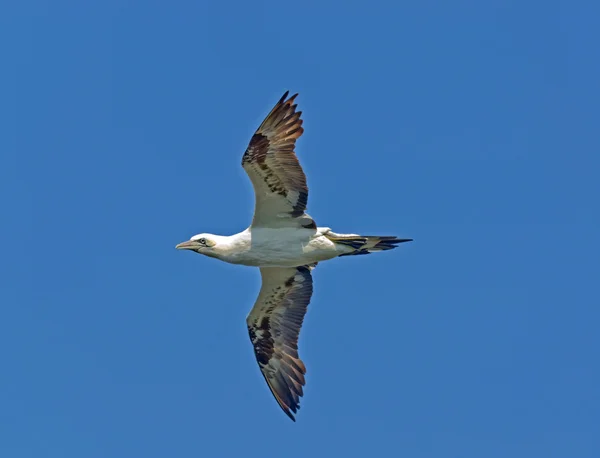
246;265;314;421
242;92;315;229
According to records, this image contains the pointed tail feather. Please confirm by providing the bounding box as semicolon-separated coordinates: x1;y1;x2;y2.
325;232;413;257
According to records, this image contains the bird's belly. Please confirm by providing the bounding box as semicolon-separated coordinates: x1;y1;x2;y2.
228;233;338;267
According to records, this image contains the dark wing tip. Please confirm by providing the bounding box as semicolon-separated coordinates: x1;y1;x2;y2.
249;91;304;146
288;92;299;104
278;90;290;104
261;373;300;422
278;91;299;106
284;408;297;422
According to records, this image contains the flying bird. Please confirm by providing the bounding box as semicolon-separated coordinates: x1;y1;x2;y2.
176;92;412;421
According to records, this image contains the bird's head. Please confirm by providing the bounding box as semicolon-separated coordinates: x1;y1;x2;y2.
175;233;218;255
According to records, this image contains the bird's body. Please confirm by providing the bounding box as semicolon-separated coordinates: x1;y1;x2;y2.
176;92;412;421
195;227;369;267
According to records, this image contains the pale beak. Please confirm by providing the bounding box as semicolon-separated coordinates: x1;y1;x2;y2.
175;240;201;250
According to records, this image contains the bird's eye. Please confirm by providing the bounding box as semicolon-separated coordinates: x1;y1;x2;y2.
198;238;206;245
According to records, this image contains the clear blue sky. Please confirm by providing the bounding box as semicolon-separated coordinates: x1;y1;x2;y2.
2;1;599;457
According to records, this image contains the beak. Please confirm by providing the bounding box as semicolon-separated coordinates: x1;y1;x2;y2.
175;240;201;250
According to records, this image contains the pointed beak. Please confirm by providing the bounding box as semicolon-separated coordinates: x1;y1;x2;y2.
175;240;201;250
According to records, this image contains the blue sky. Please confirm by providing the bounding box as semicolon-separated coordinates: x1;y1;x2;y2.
2;1;599;457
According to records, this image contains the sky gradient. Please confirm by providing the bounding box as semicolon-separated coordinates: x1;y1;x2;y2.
2;1;599;457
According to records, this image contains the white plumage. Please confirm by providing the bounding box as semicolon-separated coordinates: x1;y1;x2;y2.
176;92;412;421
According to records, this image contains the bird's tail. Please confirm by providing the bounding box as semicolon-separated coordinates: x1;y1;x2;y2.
325;231;413;257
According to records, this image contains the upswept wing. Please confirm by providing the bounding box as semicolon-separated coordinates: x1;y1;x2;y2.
242;92;314;229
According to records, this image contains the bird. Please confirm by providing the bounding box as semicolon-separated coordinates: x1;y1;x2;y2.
176;92;412;421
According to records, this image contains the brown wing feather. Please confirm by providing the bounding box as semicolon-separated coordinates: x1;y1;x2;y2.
246;265;314;421
242;92;313;228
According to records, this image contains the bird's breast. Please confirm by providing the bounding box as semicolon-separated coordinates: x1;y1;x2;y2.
223;229;337;267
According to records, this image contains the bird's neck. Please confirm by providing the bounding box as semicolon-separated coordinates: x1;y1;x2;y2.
211;231;250;259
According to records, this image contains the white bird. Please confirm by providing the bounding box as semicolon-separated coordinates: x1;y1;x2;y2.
176;92;412;421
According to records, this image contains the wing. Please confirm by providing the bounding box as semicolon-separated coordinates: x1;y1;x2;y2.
242;92;315;229
246;265;315;421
